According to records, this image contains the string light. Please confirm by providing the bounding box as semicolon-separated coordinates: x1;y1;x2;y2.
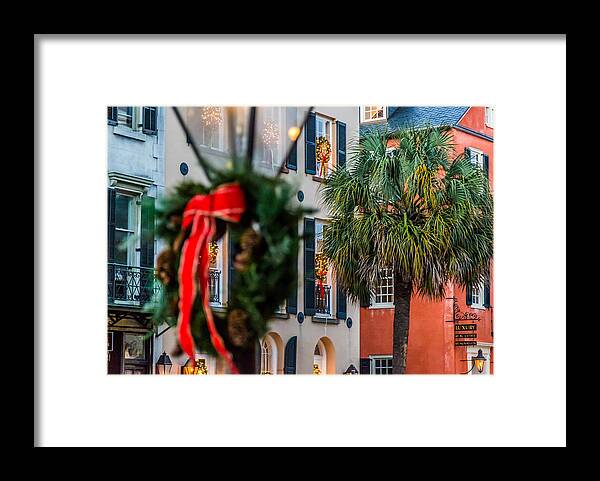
263;119;280;146
201;107;222;128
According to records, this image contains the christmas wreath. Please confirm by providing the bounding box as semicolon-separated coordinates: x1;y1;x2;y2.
316;136;331;177
151;166;311;374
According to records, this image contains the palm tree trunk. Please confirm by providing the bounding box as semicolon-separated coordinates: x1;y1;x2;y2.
392;274;412;374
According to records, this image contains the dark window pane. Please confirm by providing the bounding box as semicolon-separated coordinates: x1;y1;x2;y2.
114;231;129;264
115;195;130;229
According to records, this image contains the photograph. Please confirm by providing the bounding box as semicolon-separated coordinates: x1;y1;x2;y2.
107;105;494;376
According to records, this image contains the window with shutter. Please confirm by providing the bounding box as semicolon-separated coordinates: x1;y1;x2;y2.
107;107;118;125
305;112;316;175
337;121;346;169
285;107;298;170
303;218;316;316
142;107;158;135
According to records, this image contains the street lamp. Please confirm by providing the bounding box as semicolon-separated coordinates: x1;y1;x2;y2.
343;364;359;375
155;351;172;375
472;349;487;374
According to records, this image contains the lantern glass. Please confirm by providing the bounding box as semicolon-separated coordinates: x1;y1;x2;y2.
156;352;172;375
179;106;312;177
473;349;486;374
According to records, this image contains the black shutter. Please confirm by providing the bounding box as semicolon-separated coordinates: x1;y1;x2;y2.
140;196;155;304
483;153;489;178
336;281;346;320
108;188;116;303
142;107;157;134
464;147;471;164
359;358;371;375
303;218;316;316
337;121;346;169
108;106;118;125
483;274;491;308
286;107;297;170
228;228;236;304
305;112;316;175
466;284;473;306
284;336;297;374
286;225;298;314
108;188;116;263
140;196;155;268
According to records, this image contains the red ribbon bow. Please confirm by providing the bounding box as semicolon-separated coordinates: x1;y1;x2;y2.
177;182;245;374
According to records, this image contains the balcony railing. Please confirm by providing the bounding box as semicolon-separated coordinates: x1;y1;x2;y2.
108;263;161;306
315;285;331;316
209;268;221;304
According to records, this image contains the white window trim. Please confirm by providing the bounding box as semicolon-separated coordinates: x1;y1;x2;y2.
470;280;486;310
371;267;394;307
314;113;335;179
468;147;485;169
361;106;387;123
369;355;393;374
485;107;494;128
209;237;224;307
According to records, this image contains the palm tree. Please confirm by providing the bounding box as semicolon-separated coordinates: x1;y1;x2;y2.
321;125;493;374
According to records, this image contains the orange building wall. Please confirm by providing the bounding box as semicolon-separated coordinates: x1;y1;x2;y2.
359;107;494;374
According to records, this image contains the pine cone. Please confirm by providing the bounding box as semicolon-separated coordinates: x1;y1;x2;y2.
227;309;251;347
233;250;252;272
157;249;176;285
239;227;261;251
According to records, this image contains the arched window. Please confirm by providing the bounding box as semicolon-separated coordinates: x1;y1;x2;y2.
313;340;326;375
261;338;273;374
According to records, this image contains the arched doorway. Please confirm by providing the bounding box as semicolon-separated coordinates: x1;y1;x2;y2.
313;337;336;375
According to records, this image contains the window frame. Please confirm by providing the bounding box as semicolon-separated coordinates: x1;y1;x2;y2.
470;280;486;310
314;113;334;179
371;267;394;308
361;106;387;123
485;107;495;128
114;191;141;267
370;355;393;375
314;219;333;318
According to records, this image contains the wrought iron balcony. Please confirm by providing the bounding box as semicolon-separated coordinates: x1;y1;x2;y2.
315;285;331;316
108;263;161;307
209;268;221;304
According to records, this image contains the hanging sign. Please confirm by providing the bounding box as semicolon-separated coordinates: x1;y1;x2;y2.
455;323;477;331
455;340;478;346
454;333;477;338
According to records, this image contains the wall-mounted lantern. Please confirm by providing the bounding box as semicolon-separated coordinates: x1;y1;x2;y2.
155;352;172;375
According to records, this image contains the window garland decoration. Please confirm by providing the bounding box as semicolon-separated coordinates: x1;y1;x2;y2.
316;136;331;177
315;251;328;298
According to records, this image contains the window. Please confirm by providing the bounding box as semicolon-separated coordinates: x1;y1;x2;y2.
361;106;386;122
470;281;485;309
315;220;332;316
260;338;273;374
114;193;138;266
373;268;394;307
371;356;393;375
208;239;223;306
485;107;495;128
259;107;284;172
468;148;485;169
315;115;332;178
117;107;133;128
199;106;225;151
